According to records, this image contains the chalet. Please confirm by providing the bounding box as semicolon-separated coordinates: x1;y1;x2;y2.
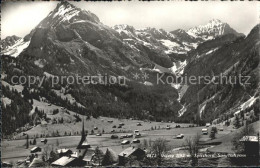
121;140;130;145
118;147;145;166
57;148;73;157
40;139;47;144
239;135;259;157
111;135;118;139
202;128;208;135
82;155;94;166
28;158;45;167
176;134;184;139
132;139;140;143
137;122;142;126
30;147;41;153
1;162;12;167
51;156;77;167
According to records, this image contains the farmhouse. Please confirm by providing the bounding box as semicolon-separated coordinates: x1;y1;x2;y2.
28;158;45;167
202;128;208;135
118;147;145;165
239;135;259;157
82;155;94;166
30;146;41;153
57;148;73;157
51;156;77;167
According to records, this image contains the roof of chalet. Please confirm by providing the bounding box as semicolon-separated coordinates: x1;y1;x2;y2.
118;147;145;157
28;158;45;167
51;156;76;166
57;148;72;154
30;146;41;151
240;136;259;142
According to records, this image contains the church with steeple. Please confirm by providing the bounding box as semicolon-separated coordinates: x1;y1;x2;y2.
76;117;91;158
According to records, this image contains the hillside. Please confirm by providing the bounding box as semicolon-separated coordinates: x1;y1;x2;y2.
1;1;259;137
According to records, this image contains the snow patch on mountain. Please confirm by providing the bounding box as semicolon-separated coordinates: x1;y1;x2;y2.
178;105;186;117
160;39;180;48
2;39;30;57
199;104;206;118
34;59;46;68
153;64;172;74
53;3;79;20
170;60;187;75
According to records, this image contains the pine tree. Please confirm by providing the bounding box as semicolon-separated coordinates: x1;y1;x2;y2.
102;149;114;166
233;115;240;129
93;146;103;166
26;135;29;149
33;138;37;145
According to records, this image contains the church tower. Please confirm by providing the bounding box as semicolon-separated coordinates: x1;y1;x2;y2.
76;117;90;158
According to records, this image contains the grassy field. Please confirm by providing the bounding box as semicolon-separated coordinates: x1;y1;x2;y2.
2;116;234;164
4;95;256;165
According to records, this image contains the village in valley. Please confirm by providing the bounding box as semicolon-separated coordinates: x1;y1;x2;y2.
2;113;259;167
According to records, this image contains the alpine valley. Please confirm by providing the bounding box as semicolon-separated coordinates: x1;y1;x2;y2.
1;1;259;138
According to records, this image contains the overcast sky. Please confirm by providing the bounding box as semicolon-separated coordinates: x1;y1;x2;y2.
1;1;259;39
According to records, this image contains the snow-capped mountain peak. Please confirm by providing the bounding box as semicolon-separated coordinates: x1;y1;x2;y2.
52;1;79;19
187;19;243;40
37;1;100;29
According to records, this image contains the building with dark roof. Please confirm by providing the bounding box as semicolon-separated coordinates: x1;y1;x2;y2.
239;135;259;158
118;147;145;166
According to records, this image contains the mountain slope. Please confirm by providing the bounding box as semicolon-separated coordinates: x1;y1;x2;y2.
177;24;259;123
1;1;256;136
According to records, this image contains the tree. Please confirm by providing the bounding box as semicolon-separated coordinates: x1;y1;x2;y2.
240;110;245;120
26;134;29;149
49;150;59;163
102;148;116;166
185;133;201;166
210;127;217;139
42;145;52;162
150;138;169;166
93;146;104;166
233;115;241;128
56;139;61;147
33;138;37;145
210;131;216;140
